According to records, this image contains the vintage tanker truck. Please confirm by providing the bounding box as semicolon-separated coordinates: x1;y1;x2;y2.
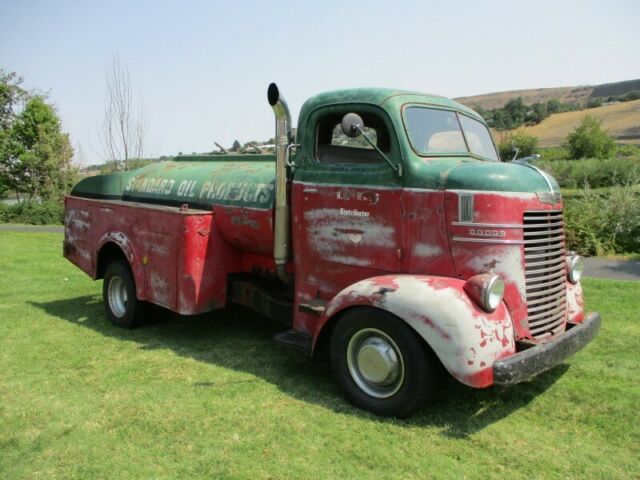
64;84;600;417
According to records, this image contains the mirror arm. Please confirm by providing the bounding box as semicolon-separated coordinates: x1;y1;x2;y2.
354;126;402;178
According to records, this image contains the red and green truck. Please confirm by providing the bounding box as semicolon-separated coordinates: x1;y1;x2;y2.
64;84;600;417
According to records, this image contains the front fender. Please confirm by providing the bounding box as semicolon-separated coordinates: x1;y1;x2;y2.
315;275;515;388
96;231;148;301
566;280;585;324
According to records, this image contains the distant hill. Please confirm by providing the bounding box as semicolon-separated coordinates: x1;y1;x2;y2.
493;99;640;147
456;79;640;110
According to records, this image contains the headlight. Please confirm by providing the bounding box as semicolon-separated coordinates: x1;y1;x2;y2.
484;275;505;311
566;255;584;284
464;273;505;312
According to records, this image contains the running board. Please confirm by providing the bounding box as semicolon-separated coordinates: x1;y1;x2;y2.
273;329;312;356
228;275;292;325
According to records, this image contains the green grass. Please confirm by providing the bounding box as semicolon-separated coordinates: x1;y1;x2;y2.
1;231;638;479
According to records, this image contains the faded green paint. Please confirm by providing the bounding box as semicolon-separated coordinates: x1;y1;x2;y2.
72;88;561;204
406;157;560;192
294;88;557;194
72;154;277;209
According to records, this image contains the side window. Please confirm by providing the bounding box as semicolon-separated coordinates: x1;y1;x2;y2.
316;111;390;165
331;124;377;149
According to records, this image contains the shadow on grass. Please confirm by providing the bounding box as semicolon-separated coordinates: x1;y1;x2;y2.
30;295;569;437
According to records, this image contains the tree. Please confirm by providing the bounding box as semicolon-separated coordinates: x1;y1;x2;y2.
0;70;27;198
503;97;527;128
546;99;562;114
526;102;549;124
99;56;147;170
623;90;640;101
0;71;27;130
1;96;75;201
498;129;539;160
565;115;616;159
586;98;602;109
231;139;241;152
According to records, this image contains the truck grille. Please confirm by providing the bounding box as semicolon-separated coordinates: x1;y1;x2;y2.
523;210;567;339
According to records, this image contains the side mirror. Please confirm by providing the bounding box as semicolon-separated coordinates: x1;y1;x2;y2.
341;113;364;138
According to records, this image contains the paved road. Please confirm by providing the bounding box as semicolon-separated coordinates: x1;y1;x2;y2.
1;224;639;281
0;224;63;233
583;257;640;281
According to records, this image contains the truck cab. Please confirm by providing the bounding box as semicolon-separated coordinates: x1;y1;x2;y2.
64;84;600;417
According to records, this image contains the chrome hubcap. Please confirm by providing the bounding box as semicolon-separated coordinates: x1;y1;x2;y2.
347;328;404;398
108;276;128;318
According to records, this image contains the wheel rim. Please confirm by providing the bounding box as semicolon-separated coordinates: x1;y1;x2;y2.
346;327;405;399
108;276;128;318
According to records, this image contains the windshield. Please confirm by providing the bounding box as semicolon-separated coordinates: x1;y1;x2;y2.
403;106;499;161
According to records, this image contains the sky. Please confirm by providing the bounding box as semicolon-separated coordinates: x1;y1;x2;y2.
1;0;639;165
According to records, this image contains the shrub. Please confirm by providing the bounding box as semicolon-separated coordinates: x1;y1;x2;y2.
0;200;64;225
616;144;640;158
586;98;602;109
622;90;640;101
565;115;616;159
537;156;640;188
497;129;538;160
539;146;568;161
564;185;640;255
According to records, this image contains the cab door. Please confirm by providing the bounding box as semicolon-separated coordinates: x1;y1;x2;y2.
291;104;404;296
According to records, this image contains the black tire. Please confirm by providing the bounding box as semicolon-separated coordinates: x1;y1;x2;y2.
102;260;147;328
330;308;439;418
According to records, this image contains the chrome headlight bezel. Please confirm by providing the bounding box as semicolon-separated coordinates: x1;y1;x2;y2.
464;273;505;312
566;255;584;284
484;275;505;311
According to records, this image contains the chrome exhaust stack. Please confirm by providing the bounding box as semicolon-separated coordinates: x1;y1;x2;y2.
267;83;292;285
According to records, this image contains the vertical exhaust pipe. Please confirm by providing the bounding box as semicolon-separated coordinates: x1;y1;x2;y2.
268;83;292;285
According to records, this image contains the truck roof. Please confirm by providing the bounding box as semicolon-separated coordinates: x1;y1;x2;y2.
300;87;480;120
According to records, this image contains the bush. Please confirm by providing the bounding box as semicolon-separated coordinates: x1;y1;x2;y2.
616;144;640;158
497;129;538;160
539;146;568;161
537;156;640;188
0;200;64;225
565;115;616;159
586;98;603;109
564;185;640;255
621;90;640;102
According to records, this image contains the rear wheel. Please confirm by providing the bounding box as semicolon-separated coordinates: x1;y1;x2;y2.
330;308;439;417
103;260;147;328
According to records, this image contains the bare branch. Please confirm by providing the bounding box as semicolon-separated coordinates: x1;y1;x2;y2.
99;55;147;170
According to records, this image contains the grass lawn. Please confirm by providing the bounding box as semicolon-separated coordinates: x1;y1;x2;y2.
1;231;638;479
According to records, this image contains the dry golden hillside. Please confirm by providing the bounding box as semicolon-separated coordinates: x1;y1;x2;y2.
456;79;640;110
457;86;594;110
505;100;640;147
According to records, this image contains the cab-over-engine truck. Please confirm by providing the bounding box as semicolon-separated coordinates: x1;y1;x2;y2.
64;84;600;417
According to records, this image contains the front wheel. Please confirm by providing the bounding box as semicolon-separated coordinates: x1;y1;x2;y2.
330;308;439;417
103;260;147;328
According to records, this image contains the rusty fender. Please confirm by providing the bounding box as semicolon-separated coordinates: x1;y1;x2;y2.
96;231;148;301
314;275;515;388
566;280;585;324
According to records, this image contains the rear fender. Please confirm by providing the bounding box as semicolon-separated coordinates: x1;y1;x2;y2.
97;232;148;301
314;275;515;388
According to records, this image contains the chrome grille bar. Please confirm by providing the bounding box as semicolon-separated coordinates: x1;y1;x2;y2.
525;249;565;260
523;209;567;339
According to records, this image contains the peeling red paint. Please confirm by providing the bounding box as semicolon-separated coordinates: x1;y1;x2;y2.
65;170;580;391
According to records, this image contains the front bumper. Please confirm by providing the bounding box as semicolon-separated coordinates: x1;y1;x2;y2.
493;312;601;385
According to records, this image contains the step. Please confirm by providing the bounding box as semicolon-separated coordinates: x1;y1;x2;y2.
273;329;313;356
298;299;327;317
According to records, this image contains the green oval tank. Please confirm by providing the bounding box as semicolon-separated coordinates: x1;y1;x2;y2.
72;154;277;210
